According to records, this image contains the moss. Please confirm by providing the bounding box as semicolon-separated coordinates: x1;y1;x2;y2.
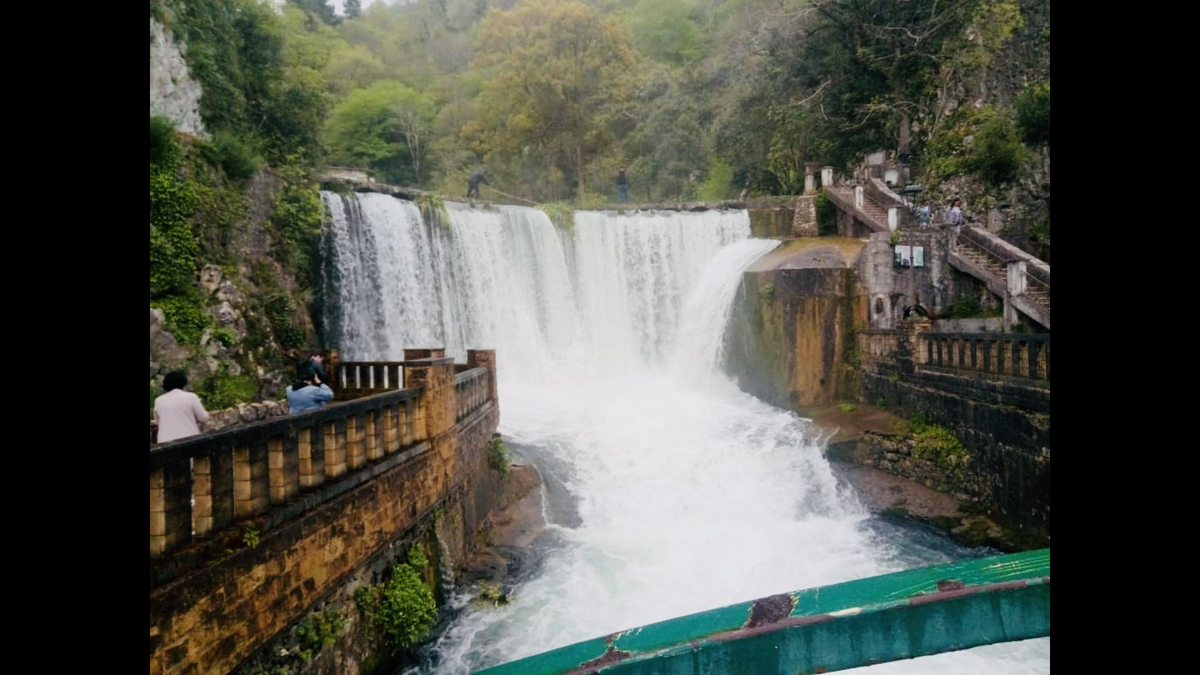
538;201;576;232
416;193;449;229
909;415;972;481
929;515;965;532
473;581;510;607
951;519;993;548
838;402;857;414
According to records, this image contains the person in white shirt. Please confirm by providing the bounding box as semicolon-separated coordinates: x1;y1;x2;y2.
153;371;210;444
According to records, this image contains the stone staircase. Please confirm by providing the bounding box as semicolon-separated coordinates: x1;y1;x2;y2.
827;186;892;232
956;238;1050;313
1025;282;1051;312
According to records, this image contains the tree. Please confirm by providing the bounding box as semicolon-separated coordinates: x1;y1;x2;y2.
289;0;340;26
464;0;640;199
327;81;436;185
345;0;361;19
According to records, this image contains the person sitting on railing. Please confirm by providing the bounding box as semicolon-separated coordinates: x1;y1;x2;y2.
153;371;210;443
286;366;334;415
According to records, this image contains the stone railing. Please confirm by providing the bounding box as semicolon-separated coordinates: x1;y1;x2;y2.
960;227;1050;283
333;361;404;400
918;333;1049;381
455;368;490;423
857;329;903;360
150;349;497;559
151;400;290;445
866;177;909;230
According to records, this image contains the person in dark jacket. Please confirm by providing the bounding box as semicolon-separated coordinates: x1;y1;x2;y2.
616;167;630;203
305;352;331;388
467;168;488;199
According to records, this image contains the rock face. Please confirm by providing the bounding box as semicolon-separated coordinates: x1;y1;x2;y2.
150;17;207;138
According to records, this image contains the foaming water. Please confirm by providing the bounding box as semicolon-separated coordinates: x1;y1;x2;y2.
320;194;1048;673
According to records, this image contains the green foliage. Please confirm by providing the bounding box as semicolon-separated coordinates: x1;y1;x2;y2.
909;414;971;474
269;163;325;284
214;328;238;348
758;283;774;300
265;293;305;351
192;182;250;258
620;0;704;66
199;365;260;409
327;81;435;185
150;116;179;167
924;106;1024;186
1032;218;1050;245
539;202;576;232
888;231;901;246
201;131;261;181
153;294;212;346
473;581;509;607
296;608;345;653
416;192;448;225
696;159;734;202
465;0;640;200
376;546;437;648
488;436;511;477
243;527;260;548
814;192;837;236
876;396;888;409
839;403;857;414
1016;80;1051;146
353;585;376;619
149;169;199;298
971;112;1025;185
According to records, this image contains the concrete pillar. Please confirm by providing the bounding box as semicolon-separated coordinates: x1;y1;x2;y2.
792;197;818;237
822;166;835;187
404;349;445;389
1007;261;1027;296
888;207;899;231
855;186;865;210
467;349;498;405
405;357;456;440
804;173;816;195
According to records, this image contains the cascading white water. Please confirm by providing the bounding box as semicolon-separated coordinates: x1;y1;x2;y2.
321;194;1048;674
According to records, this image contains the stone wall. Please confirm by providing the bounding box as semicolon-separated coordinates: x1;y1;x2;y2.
856;231;973;329
725;267;867;409
150;17;206;138
857;333;1050;530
